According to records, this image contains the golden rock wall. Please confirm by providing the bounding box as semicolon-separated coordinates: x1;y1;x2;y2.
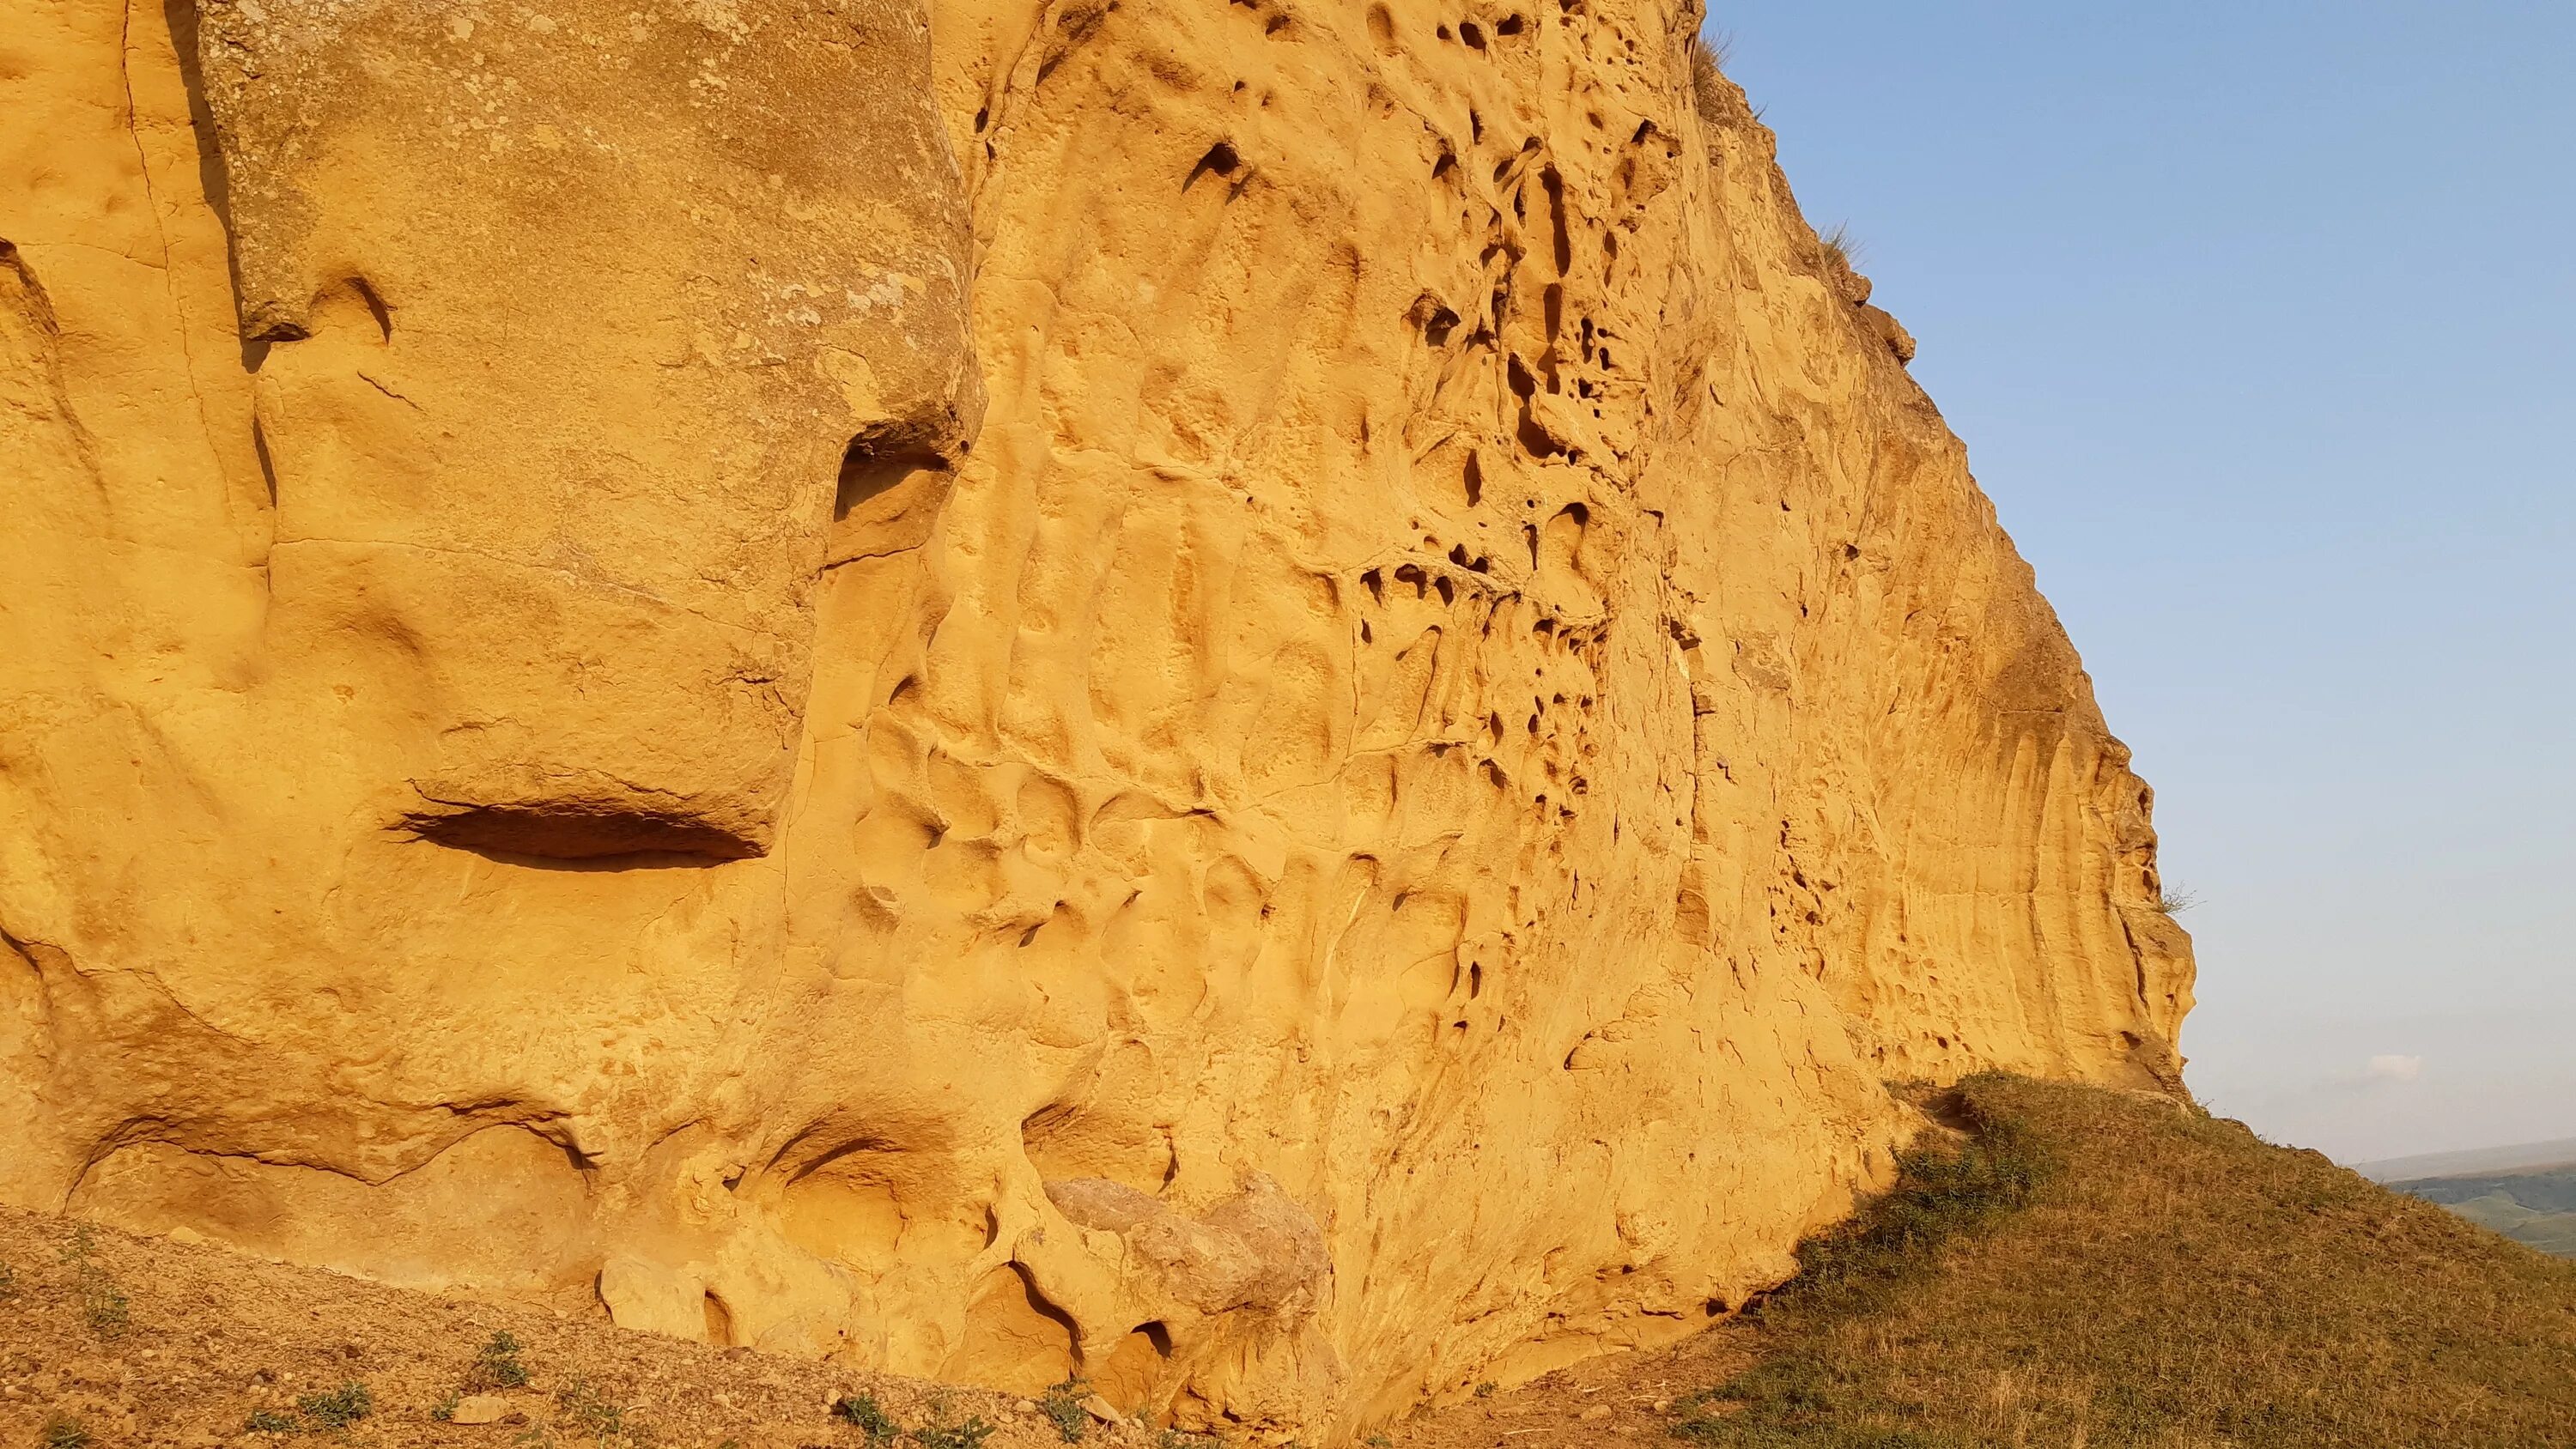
0;0;2190;1438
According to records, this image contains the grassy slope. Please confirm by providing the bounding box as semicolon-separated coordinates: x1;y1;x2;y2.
1665;1076;2576;1449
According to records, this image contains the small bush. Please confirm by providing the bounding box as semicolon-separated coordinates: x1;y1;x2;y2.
834;1392;900;1446
55;1228;131;1336
41;1414;92;1449
1039;1378;1091;1443
434;1392;462;1423
2151;887;2198;915
80;1275;130;1335
557;1377;649;1446
245;1409;299;1434
470;1329;534;1391
297;1380;375;1430
1473;1381;1498;1398
911;1407;995;1449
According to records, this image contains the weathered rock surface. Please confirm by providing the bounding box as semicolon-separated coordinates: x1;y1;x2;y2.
0;0;2190;1440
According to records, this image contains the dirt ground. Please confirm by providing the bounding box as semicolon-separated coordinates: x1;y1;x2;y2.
3;1207;1125;1449
1380;1329;1753;1449
3;1206;1737;1449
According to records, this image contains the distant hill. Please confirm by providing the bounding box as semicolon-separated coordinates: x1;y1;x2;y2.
2386;1166;2576;1258
2353;1137;2576;1182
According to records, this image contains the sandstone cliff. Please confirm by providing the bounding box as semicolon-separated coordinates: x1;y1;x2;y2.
0;0;2190;1440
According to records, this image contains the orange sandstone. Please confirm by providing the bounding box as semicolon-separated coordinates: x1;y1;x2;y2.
0;0;2190;1440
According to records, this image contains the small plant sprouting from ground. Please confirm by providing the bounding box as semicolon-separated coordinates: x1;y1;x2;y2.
2151;886;2200;915
0;1259;15;1298
54;1226;94;1265
470;1329;535;1391
41;1414;92;1449
555;1378;652;1446
834;1392;901;1446
1687;32;1732;125
434;1391;462;1422
909;1400;995;1449
1039;1376;1091;1443
297;1380;376;1431
79;1273;130;1334
240;1385;372;1438
56;1226;130;1337
1473;1381;1498;1399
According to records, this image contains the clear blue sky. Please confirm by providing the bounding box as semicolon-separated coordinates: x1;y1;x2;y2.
1709;2;2575;1162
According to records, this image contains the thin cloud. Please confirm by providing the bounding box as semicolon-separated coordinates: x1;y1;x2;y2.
2365;1054;2425;1085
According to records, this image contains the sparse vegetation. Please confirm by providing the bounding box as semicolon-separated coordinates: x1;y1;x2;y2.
56;1226;130;1336
434;1391;462;1422
245;1410;299;1434
1473;1382;1497;1399
2151;886;2199;914
40;1413;91;1449
556;1377;651;1446
1039;1376;1091;1443
79;1273;130;1333
0;1259;15;1297
469;1328;535;1391
1661;1075;2576;1446
1686;33;1732;125
909;1402;995;1449
1818;223;1860;275
834;1391;901;1446
296;1380;375;1431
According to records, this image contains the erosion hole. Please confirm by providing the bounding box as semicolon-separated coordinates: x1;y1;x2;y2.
1186;141;1242;191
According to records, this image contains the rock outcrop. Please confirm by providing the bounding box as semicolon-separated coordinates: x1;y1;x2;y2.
0;0;2191;1440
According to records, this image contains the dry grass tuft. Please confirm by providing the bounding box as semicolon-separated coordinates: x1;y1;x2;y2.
1687;33;1731;126
2151;886;2200;915
1817;223;1860;276
1665;1076;2576;1447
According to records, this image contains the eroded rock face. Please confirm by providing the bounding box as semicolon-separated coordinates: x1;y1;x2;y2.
0;0;2190;1440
